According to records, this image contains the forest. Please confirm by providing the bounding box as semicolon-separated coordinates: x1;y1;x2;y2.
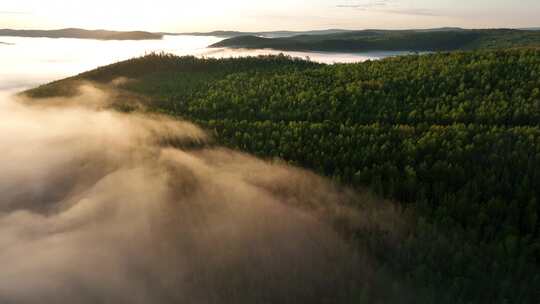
211;29;540;52
28;49;540;303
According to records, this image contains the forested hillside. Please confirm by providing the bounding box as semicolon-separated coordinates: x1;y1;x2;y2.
211;29;540;52
28;49;540;303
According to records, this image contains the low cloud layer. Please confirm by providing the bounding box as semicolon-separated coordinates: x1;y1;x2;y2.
0;86;405;303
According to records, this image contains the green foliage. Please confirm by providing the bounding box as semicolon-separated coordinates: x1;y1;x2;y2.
30;49;540;303
211;29;540;52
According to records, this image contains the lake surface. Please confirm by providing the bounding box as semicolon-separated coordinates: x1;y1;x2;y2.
0;35;409;94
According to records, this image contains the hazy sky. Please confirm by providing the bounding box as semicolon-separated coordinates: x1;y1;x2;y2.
1;0;539;32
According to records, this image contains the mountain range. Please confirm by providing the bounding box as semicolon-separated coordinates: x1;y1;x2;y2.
210;28;540;52
0;28;162;40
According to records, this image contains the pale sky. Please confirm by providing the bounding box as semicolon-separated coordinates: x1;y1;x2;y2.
1;0;539;32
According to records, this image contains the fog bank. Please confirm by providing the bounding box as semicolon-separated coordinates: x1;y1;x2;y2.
0;87;404;303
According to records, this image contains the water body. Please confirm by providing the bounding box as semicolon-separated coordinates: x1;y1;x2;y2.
0;35;410;94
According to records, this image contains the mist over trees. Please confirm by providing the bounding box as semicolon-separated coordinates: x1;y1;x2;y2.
27;49;540;303
211;29;540;52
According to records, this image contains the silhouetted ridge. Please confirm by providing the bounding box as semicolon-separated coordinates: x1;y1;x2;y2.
0;28;162;40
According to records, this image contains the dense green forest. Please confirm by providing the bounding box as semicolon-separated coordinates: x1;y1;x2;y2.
211;29;540;52
28;49;540;303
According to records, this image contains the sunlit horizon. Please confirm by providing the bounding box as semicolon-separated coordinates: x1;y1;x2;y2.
2;0;539;32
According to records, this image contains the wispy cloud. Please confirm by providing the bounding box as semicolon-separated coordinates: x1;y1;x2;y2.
336;1;442;17
336;0;392;10
383;9;442;17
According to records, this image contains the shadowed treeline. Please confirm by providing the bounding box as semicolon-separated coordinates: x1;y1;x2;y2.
210;29;540;52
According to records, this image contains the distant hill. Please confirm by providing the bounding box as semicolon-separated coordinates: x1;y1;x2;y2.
175;29;357;38
210;29;540;52
0;28;163;40
177;28;465;38
413;27;464;32
172;30;248;37
0;27;354;41
0;41;12;45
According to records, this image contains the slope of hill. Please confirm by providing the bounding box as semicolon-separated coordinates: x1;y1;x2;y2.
27;49;540;303
0;27;350;40
173;28;463;38
210;29;540;52
0;28;163;40
175;29;354;38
